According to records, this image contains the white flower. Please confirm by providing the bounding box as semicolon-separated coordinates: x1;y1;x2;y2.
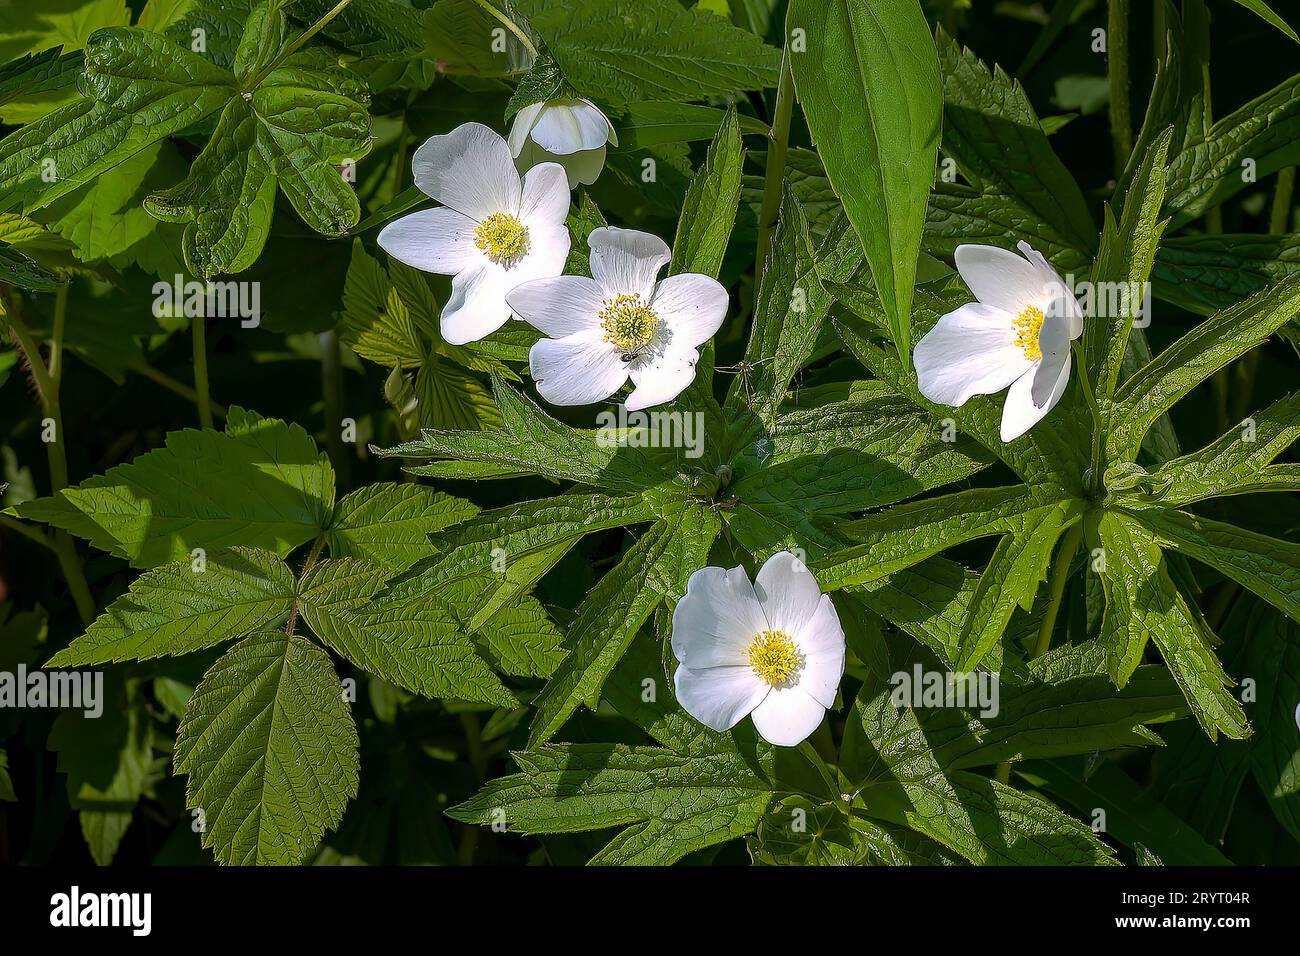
506;226;728;410
671;552;845;747
913;241;1084;442
377;123;571;346
508;98;618;188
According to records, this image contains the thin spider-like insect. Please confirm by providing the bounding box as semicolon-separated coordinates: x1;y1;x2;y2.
715;355;774;404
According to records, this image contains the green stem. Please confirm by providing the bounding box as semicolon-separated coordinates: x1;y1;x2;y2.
1071;341;1105;494
191;316;214;430
1107;0;1132;176
1269;166;1295;235
129;360;228;419
755;44;794;278
995;521;1084;787
0;513;53;550
1033;522;1084;660
319;329;349;486
2;285;95;626
245;0;355;90
798;739;841;798
470;0;537;59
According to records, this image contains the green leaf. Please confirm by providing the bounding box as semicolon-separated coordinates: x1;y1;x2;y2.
789;0;941;361
339;239;426;368
48;547;295;666
1146;389;1300;505
1229;1;1299;45
514;0;780;106
815;486;1075;591
1095;510;1249;740
175;630;360;865
527;503;720;746
749;796;959;865
49;677;161;866
1242;604;1300;839
732;203;861;421
11;408;334;568
1152;233;1300;316
932;28;1096;255
669;106;743;278
1085;128;1172;398
298;557;515;706
1165;73;1300;225
1029;757;1231;866
1108;274;1300;460
1128;509;1300;625
325;482;478;570
448;739;775;866
0;749;13;802
144;6;372;275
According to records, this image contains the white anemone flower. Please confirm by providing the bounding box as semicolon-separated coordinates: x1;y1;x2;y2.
508;98;618;188
377;123;571;346
671;552;845;747
506;226;728;410
913;241;1084;442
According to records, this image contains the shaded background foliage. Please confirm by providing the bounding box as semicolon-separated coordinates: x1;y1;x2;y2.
0;0;1297;866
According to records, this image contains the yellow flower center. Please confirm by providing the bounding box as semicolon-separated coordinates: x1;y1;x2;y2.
747;629;802;687
475;212;529;265
600;292;658;357
1013;305;1044;361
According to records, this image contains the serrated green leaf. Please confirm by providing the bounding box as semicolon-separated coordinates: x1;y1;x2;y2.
11;408;334;568
1152;233;1300;316
527;503;720;746
48;547;295;666
514;0;779;106
298;557;516;706
339;239;426;368
174;630;359;865
669;106;742;278
1096;510;1249;740
325;482;478;570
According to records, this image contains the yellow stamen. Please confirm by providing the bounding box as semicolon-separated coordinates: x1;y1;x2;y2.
747;629;802;687
599;292;658;357
1013;305;1044;361
475;212;528;265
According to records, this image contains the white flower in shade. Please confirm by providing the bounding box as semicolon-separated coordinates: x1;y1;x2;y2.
377;123;571;346
506;226;727;410
508;98;618;188
913;241;1084;442
671;552;845;747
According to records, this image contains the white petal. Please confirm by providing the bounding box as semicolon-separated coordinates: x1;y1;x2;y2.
441;263;511;345
1031;339;1072;409
672;565;769;669
913;302;1032;406
519;162;571;228
507;101;546;157
529;332;628;405
753;551;824;636
1000;351;1071;441
505;223;571;288
795;597;846;709
506;276;604;338
529;103;608;155
674;665;769;732
625;346;698;410
377;207;480;276
588;226;671;299
1016;241;1085;339
560;147;607;187
750;685;827;747
651;273;729;349
412;122;521;221
955;243;1064;316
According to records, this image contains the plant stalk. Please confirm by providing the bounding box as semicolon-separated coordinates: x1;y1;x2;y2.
1107;0;1133;176
755;44;795;278
245;0;356;90
470;0;537;59
192;315;214;430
